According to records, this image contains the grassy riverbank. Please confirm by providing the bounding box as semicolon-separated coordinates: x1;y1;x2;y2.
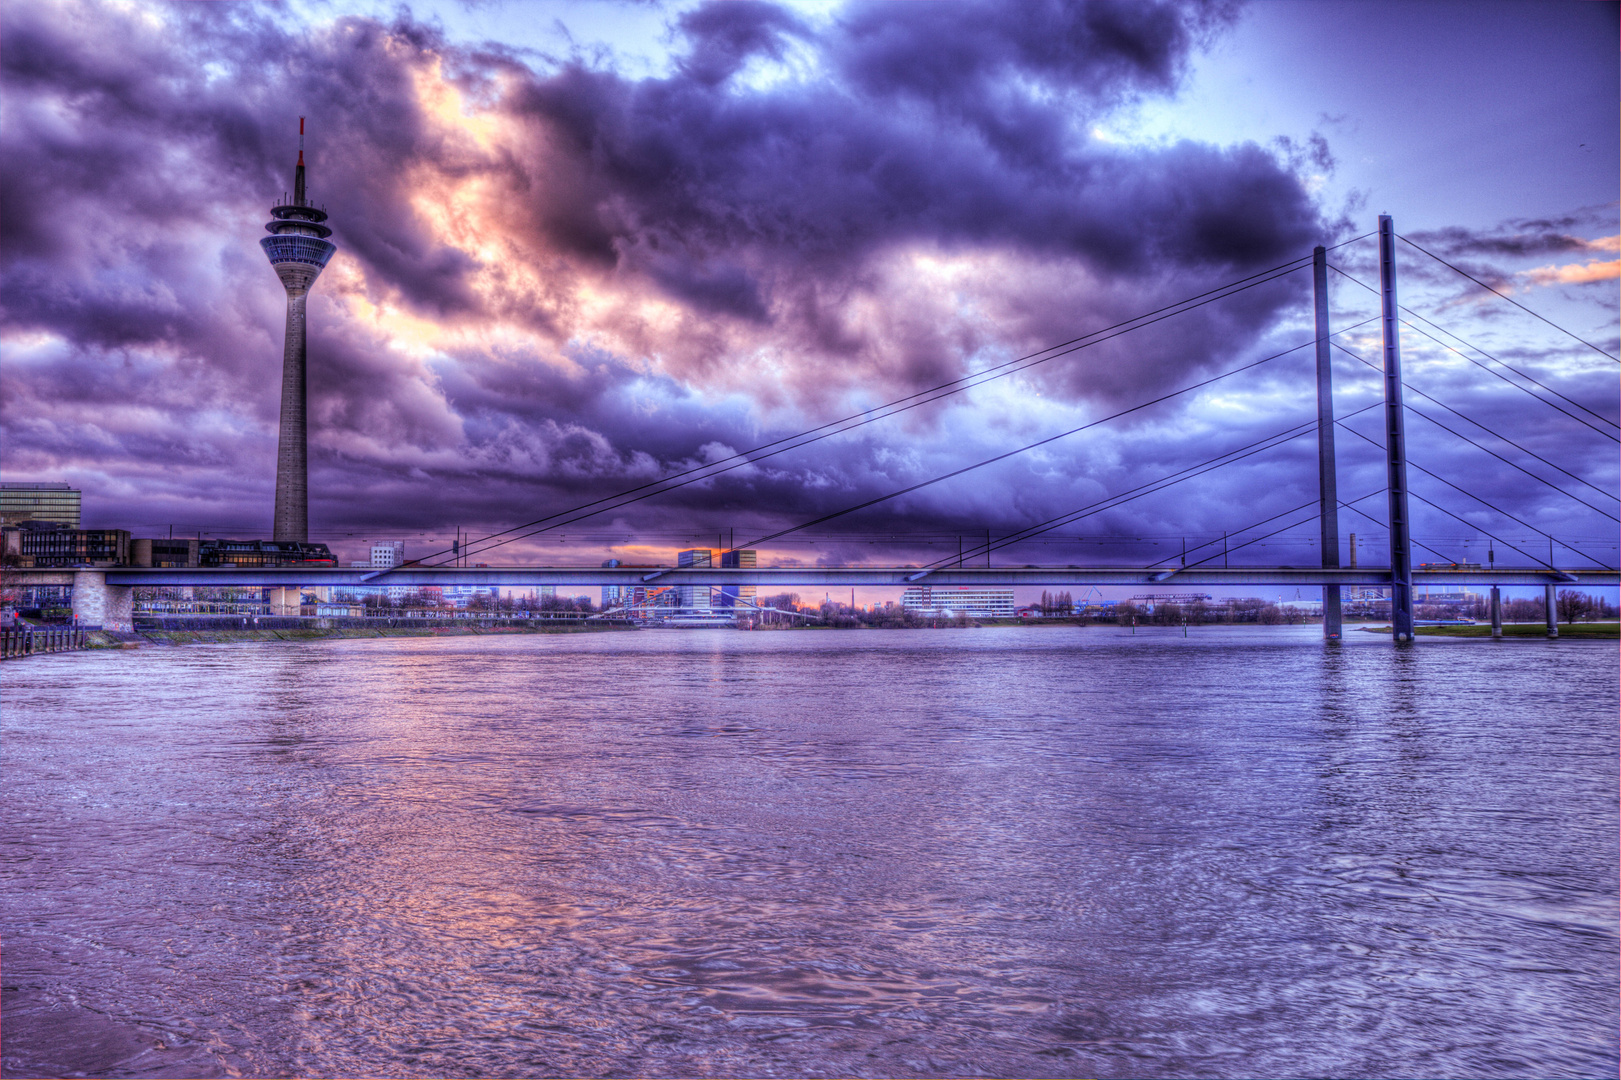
1359;622;1619;638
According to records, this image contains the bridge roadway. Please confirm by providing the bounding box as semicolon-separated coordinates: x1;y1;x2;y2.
28;565;1618;588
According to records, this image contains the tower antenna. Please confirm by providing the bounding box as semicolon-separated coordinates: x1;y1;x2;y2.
293;117;307;206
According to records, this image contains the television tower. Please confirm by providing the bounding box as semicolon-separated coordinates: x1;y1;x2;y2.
260;118;336;542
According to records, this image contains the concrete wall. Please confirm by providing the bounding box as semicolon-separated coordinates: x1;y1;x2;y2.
69;571;134;632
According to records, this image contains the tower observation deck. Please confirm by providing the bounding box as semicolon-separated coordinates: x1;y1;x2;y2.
260;117;337;543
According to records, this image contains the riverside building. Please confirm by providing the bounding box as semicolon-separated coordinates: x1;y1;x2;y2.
900;586;1017;619
5;523;129;567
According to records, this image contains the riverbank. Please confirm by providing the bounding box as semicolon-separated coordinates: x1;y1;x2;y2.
74;620;637;650
1358;622;1619;638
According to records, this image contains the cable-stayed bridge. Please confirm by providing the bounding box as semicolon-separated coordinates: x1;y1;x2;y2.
28;217;1618;637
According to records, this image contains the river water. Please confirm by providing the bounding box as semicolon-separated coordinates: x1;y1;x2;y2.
2;626;1617;1079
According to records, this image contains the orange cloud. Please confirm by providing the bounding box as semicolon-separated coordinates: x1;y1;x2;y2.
1519;258;1621;288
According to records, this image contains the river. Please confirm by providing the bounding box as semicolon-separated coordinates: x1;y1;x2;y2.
3;625;1617;1078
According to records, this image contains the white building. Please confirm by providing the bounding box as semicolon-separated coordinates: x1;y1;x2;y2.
899;586;1016;618
371;542;410;601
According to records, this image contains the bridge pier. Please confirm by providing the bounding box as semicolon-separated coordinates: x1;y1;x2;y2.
1545;583;1558;638
70;571;134;632
1378;215;1417;643
1490;586;1502;638
1313;245;1343;642
268;587;301;616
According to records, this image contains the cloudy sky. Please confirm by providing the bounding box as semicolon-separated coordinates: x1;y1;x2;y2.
2;0;1616;583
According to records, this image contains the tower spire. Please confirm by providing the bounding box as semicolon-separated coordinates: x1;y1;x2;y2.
293;116;307;206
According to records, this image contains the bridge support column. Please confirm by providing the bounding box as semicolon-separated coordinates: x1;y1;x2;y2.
268;587;301;617
70;571;133;632
1313;244;1342;641
1378;215;1416;643
1545;583;1558;638
1490;586;1502;638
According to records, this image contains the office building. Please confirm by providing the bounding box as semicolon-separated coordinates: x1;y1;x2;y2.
6;523;130;567
900;586;1016;619
0;483;81;529
676;548;712;612
371;542;410;601
261;118;338;543
718;548;757;609
131;538;200;567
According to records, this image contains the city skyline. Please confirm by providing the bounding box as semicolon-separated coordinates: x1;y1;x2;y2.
1;0;1615;575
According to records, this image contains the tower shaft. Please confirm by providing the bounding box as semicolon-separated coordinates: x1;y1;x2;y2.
273;290;309;541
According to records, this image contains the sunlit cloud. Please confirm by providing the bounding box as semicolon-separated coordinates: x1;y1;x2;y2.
1519;257;1621;288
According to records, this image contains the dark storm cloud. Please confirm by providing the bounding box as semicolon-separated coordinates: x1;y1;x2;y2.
502;1;1305;281
675;0;809;86
1409;205;1617;260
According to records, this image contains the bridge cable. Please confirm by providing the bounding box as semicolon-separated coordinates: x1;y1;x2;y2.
760;417;1319;558
1332;340;1620;500
909;422;1326;568
442;259;1324;564
1142;490;1379;570
1328;264;1619;437
440;248;1372;565
1335;420;1617;570
1332;341;1621;520
739;362;1368;554
1396;233;1620;362
1333;491;1468;566
1176;487;1418;570
465;328;1349;563
924;401;1382;569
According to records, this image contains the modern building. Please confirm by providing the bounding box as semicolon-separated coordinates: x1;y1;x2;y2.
261;118;337;543
900;586;1017;619
371;542;405;568
370;542;411;601
131;538;200;567
718;548;757;609
672;548;759;613
0;483;82;529
601;558;622;609
676;548;712;612
5;523;129;567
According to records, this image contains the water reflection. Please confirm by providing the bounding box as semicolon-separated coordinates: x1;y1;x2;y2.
2;627;1616;1079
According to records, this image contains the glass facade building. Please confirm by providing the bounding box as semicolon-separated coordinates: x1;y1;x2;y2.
0;483;82;529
